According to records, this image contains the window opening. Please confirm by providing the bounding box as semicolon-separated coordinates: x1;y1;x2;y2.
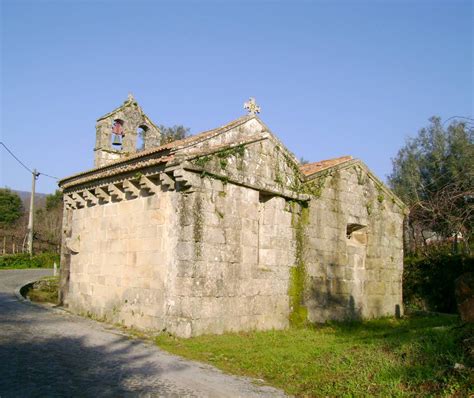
111;119;124;150
346;223;368;245
137;125;148;151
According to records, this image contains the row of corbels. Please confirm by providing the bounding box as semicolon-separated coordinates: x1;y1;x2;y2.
64;173;177;209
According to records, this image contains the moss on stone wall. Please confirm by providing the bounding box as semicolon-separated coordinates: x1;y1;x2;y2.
296;171;330;198
195;155;212;168
193;195;203;258
289;204;309;327
193;144;246;172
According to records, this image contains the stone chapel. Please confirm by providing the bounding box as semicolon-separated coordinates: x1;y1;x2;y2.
58;95;406;337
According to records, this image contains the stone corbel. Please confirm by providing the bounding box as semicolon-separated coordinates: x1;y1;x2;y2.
172;168;194;190
83;189;98;206
108;183;126;202
139;175;160;195
64;194;76;209
72;192;86;208
123;179;140;199
95;186;110;203
65;234;80;254
159;173;175;190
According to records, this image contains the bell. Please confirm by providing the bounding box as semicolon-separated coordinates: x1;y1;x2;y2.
112;134;122;146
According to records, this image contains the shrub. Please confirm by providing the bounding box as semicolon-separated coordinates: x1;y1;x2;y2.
0;252;59;269
404;252;473;313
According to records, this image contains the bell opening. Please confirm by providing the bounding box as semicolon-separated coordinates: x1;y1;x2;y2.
112;134;122;147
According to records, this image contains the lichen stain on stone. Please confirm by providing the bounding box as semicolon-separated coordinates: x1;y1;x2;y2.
193;194;203;259
289;203;309;327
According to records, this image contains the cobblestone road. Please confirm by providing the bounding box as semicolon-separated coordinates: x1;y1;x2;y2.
0;269;287;398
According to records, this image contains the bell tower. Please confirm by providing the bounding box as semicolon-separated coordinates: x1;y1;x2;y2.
94;94;161;168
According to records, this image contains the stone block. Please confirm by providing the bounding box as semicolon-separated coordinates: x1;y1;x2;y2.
242;246;257;265
103;204;118;216
326;264;346;279
130;237;162;252
204;227;226;245
365;281;386;296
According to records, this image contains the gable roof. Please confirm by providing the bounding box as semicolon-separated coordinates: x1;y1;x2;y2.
96;94;139;121
300;156;353;176
300;156;406;210
59;115;255;187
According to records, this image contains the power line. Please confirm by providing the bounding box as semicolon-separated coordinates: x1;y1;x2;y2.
0;142;34;174
38;172;59;180
0;141;59;180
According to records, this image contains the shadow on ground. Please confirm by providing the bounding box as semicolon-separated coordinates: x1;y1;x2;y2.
0;293;194;398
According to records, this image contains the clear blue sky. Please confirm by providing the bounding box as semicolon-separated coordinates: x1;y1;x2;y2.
1;0;472;194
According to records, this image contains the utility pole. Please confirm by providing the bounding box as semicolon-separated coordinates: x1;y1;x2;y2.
27;169;40;257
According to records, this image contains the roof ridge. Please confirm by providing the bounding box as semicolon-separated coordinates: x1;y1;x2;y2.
59;115;253;184
300;155;353;176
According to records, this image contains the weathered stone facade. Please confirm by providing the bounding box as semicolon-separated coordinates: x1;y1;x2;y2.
59;96;406;337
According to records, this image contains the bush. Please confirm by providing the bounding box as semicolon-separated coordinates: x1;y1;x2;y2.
404;252;474;313
0;252;59;269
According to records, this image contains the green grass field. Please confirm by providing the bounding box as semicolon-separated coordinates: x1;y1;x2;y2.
0;252;59;269
155;315;473;397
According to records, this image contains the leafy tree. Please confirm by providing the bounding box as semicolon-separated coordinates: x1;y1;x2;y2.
159;125;190;145
45;190;63;211
388;117;473;251
0;188;23;225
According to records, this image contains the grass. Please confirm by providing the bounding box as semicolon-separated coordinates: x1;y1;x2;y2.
15;268;472;396
26;276;59;304
0;252;59;269
155;315;473;397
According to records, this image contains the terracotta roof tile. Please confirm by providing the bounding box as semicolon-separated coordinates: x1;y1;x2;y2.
300;156;353;176
60;156;174;189
59;115;253;185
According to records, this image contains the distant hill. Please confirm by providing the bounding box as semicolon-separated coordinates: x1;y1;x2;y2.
4;189;48;211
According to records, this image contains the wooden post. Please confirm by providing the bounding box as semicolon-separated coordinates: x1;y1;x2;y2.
27;169;39;257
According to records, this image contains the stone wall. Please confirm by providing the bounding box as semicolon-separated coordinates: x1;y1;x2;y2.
303;163;404;322
63;191;176;330
60;113;405;337
188;133;303;198
165;176;296;337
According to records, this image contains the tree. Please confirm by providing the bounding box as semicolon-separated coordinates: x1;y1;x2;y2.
45;189;63;211
0;189;23;226
159;125;190;145
35;190;63;249
388;117;473;252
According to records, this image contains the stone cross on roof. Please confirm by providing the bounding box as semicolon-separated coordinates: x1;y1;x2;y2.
244;97;261;116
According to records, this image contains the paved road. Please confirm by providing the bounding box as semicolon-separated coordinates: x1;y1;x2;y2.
0;269;287;398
